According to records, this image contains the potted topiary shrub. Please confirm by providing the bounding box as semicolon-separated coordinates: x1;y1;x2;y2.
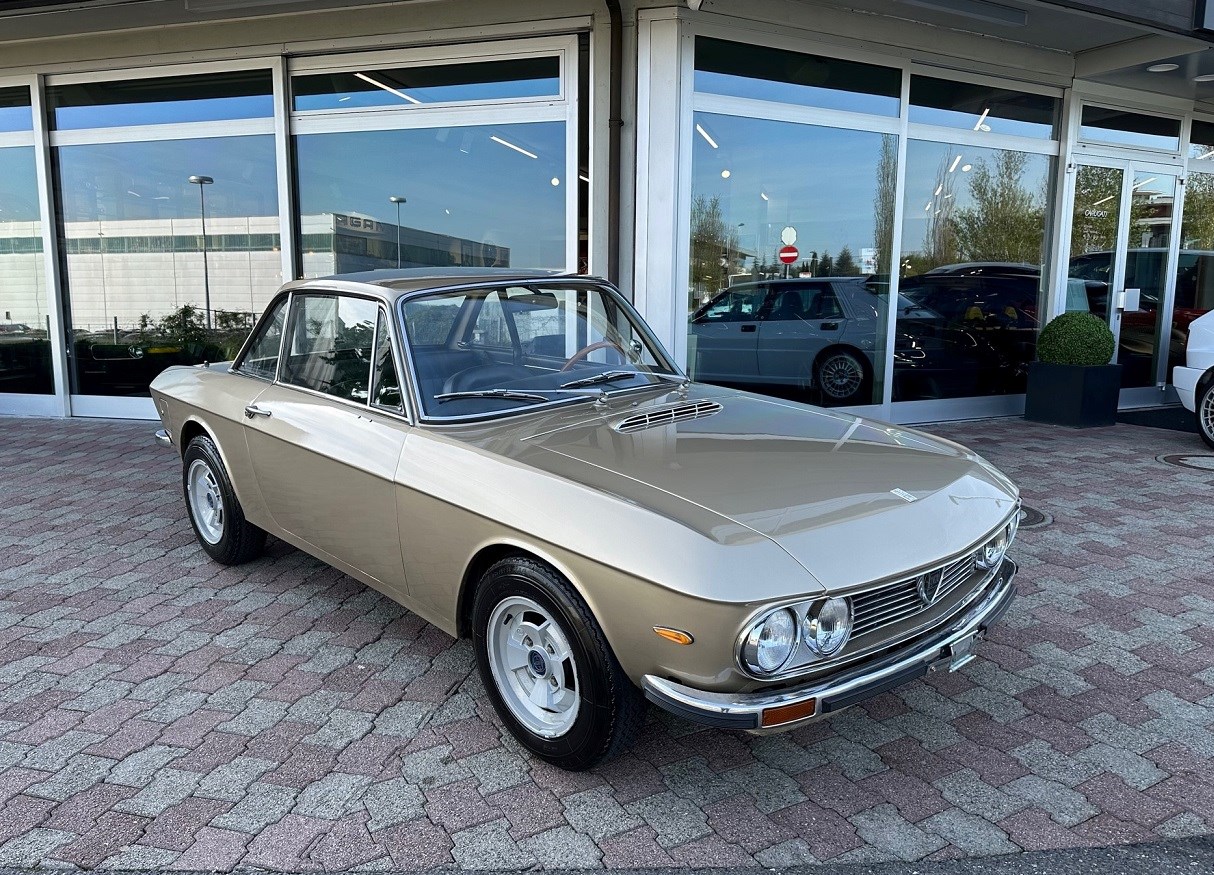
1024;311;1120;427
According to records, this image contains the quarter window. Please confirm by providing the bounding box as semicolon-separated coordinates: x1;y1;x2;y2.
282;294;378;402
371;307;404;412
238;296;288;381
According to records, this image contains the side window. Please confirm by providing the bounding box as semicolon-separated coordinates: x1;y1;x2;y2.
281;294;378;402
695;286;766;322
814;288;845;320
371;308;404;413
238;296;287;380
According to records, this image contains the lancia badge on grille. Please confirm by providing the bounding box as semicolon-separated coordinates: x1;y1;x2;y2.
916;569;944;606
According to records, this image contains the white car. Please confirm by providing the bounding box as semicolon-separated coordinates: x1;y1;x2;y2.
1173;309;1214;448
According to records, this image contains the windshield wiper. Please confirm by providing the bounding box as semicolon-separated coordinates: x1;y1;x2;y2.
560;369;641;389
434;388;553;404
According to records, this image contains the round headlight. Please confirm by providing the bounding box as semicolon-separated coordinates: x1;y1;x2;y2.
741;608;798;675
804;596;853;657
978;525;1010;569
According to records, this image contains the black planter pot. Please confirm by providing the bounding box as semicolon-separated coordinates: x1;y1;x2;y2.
1024;361;1122;428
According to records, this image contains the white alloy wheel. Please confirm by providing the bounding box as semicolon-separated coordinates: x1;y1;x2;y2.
187;458;225;544
486;595;580;738
1200;383;1214;449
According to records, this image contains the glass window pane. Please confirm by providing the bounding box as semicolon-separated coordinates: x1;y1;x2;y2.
47;70;273;130
909;76;1058;139
896;140;1054;401
294;57;560;111
1067;164;1123;316
56;135;280;397
371;307;403;411
1120;172;1175;389
0;87;33;133
0;146;52;394
1079;106;1180;151
686;111;896;407
1189;119;1214;160
282;294;377;401
238;295;287;381
1176;171;1214;377
296;122;567;274
694;37;900;117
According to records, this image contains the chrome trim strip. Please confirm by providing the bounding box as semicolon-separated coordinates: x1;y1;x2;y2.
644;558;1018;734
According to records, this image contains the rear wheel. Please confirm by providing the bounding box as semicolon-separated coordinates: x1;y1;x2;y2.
815;349;869;404
472;556;645;770
182;435;266;565
1198;382;1214;450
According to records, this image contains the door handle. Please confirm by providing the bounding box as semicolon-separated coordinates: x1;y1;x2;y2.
244;404;272;419
820;322;839;331
740;324;757;332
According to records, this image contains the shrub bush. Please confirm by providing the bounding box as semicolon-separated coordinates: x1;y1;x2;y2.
1036;311;1115;366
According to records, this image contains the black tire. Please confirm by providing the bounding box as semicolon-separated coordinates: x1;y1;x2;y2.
471;556;646;770
814;348;870;405
181;434;266;565
1199;382;1214;450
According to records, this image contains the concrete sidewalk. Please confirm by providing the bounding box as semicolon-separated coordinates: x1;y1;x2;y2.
0;415;1211;870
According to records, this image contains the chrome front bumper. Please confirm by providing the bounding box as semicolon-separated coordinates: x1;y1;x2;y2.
641;557;1017;733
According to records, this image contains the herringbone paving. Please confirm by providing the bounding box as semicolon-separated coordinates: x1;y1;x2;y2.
0;415;1211;869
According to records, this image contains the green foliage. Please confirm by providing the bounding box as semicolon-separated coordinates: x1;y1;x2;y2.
1036;311;1115;366
158;305;208;345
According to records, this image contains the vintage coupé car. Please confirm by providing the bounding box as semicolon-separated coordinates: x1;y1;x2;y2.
150;268;1020;770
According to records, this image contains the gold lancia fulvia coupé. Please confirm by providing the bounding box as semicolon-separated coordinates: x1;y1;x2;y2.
150;269;1020;770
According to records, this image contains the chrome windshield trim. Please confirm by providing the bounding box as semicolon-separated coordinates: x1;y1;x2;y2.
396;277;683;425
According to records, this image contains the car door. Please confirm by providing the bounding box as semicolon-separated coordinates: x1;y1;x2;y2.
242;293;410;595
688;284;767;381
756;281;847;381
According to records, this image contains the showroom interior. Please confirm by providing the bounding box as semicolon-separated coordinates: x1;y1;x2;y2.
2;0;1214;424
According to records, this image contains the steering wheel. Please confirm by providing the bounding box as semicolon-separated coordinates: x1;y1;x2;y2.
559;339;628;372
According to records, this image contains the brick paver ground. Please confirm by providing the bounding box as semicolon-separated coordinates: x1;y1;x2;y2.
1;414;1212;870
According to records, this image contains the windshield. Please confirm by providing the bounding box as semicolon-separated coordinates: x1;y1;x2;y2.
402;282;680;418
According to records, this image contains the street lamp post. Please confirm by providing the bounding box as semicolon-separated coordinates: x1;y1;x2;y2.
388;195;407;268
188;175;214;329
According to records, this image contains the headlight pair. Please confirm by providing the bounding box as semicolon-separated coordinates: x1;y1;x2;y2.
740;596;853;676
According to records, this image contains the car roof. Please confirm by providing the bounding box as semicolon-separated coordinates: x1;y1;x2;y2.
281;267;586;301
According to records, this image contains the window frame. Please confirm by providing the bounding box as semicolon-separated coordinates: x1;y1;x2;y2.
231;291;291;383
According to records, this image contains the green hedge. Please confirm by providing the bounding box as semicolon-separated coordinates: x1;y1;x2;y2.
1036;311;1115;366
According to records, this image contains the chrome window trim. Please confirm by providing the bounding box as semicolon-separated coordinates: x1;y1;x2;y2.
395;277;684;426
733;504;1021;682
370;304;410;419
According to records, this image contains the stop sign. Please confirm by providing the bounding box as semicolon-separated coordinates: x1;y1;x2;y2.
778;245;799;265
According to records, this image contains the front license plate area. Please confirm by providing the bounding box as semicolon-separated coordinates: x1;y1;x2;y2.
947;634;976;671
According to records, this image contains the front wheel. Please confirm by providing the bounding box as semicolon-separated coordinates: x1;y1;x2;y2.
182;435;266;565
471;556;645;770
1198;382;1214;450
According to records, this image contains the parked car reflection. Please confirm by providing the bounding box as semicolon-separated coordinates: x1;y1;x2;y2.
0;323;53;394
688;276;1016;405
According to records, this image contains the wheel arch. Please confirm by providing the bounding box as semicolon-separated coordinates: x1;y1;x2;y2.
812;342;871;373
1198;366;1214;401
456;539;590;640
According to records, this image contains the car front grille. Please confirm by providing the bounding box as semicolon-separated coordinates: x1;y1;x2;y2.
614;400;723;433
850;551;979;640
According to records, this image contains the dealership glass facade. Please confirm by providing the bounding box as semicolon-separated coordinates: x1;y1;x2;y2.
2;10;1214;421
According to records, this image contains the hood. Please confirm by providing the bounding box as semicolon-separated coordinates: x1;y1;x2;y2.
472;386;1018;590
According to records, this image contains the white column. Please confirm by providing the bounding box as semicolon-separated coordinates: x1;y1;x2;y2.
632;12;693;367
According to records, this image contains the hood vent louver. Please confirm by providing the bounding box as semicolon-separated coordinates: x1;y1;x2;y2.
614;400;723;433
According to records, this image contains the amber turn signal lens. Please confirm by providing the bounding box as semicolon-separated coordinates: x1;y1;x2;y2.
653;626;694;645
760;698;817;728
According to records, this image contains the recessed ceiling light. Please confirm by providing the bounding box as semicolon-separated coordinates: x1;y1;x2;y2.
1194;74;1214;82
1148;63;1179;73
721;169;731;179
